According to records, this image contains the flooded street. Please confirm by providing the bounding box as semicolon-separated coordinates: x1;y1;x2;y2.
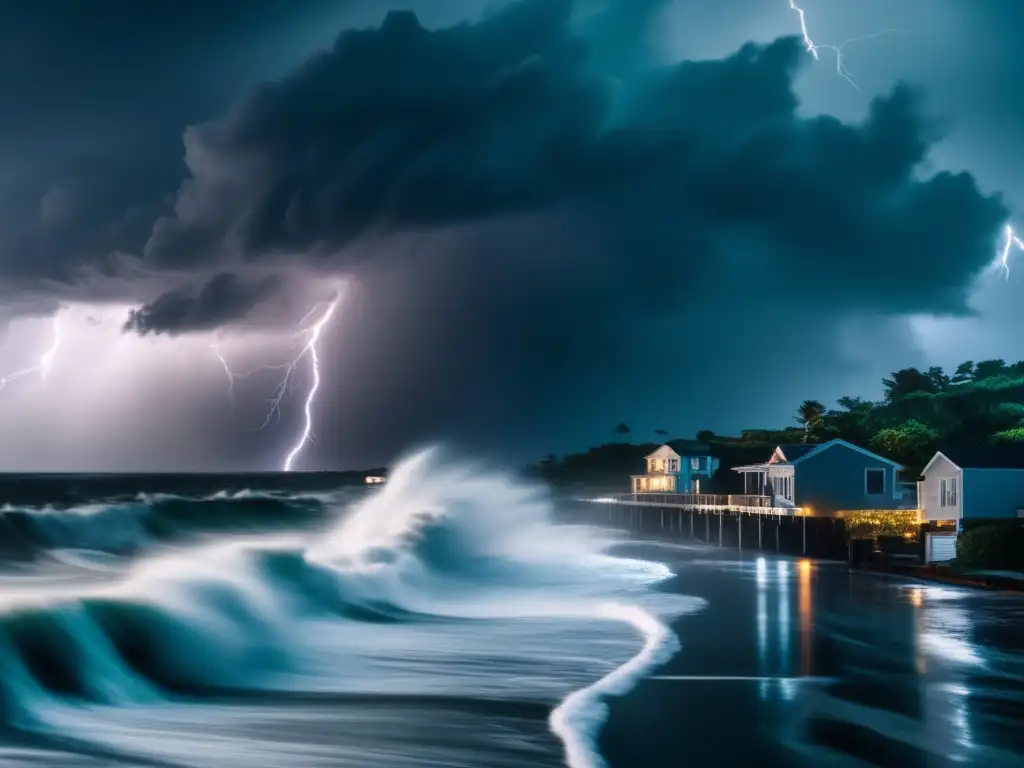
602;543;1024;768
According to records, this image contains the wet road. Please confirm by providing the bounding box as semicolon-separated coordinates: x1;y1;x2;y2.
602;542;1024;768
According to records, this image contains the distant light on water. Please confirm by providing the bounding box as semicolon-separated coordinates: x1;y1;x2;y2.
920;632;984;667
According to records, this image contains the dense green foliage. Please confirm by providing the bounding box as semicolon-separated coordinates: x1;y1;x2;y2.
794;358;1024;469
530;358;1024;486
956;523;1024;570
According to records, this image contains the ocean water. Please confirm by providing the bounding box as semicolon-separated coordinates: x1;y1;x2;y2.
0;449;701;768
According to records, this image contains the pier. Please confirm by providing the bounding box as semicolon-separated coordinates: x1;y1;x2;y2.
576;492;847;559
591;493;799;516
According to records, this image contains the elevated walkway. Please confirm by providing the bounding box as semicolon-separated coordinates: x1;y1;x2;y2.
588;492;802;516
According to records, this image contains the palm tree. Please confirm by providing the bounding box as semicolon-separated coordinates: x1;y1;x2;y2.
795;400;825;442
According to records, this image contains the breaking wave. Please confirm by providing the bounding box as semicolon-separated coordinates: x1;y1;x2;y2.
0;448;701;768
0;490;333;561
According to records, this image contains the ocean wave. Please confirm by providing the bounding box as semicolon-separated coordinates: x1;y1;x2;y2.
0;490;336;562
0;447;702;768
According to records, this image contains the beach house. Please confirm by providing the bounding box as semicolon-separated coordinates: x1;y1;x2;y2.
732;439;906;515
918;446;1024;562
631;444;720;493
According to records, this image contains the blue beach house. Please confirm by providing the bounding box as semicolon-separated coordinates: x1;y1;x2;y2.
631;444;720;493
732;439;906;514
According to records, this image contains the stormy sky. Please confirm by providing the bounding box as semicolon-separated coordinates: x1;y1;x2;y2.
0;0;1022;472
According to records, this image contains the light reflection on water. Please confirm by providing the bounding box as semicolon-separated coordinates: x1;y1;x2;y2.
753;557;815;702
798;559;813;677
908;584;978;759
756;557;768;700
778;560;790;680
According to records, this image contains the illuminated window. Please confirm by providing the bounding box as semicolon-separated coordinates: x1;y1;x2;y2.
866;468;885;495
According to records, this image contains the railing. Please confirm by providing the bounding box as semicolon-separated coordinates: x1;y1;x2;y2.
592;492;800;515
615;493;770;507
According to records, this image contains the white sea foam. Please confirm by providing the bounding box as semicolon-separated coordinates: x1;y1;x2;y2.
0;446;702;767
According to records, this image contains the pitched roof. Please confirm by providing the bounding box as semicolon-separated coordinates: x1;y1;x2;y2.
734;439;902;472
776;444;817;462
782;439;902;468
644;444;681;461
934;445;1024;470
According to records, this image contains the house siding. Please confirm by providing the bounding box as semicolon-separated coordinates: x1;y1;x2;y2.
961;469;1024;520
794;443;900;514
920;454;962;522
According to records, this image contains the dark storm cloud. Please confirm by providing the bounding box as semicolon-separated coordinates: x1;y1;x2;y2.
0;0;362;306
2;0;1020;470
137;0;1005;336
124;272;285;336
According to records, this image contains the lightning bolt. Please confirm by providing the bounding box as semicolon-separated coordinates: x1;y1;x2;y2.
788;3;1016;287
213;288;342;471
0;315;62;393
281;296;338;472
788;1;908;91
209;344;293;410
999;224;1024;280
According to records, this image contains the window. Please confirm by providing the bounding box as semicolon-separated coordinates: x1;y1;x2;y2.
940;477;957;507
773;475;792;500
866;468;886;495
690;457;701;471
668;459;679;472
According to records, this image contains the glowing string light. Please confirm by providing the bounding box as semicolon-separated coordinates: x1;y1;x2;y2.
787;1;908;91
999;224;1024;280
0;315;62;393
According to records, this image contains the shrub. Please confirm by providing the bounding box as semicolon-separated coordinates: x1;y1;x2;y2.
956;523;1024;570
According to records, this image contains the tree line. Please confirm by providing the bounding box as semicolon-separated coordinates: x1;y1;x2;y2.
533;358;1024;488
790;359;1024;468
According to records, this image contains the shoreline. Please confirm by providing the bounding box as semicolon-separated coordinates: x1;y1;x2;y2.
851;562;1024;592
596;539;1024;767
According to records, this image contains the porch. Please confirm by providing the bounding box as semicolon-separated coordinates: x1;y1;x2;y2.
631;474;678;493
733;462;796;508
